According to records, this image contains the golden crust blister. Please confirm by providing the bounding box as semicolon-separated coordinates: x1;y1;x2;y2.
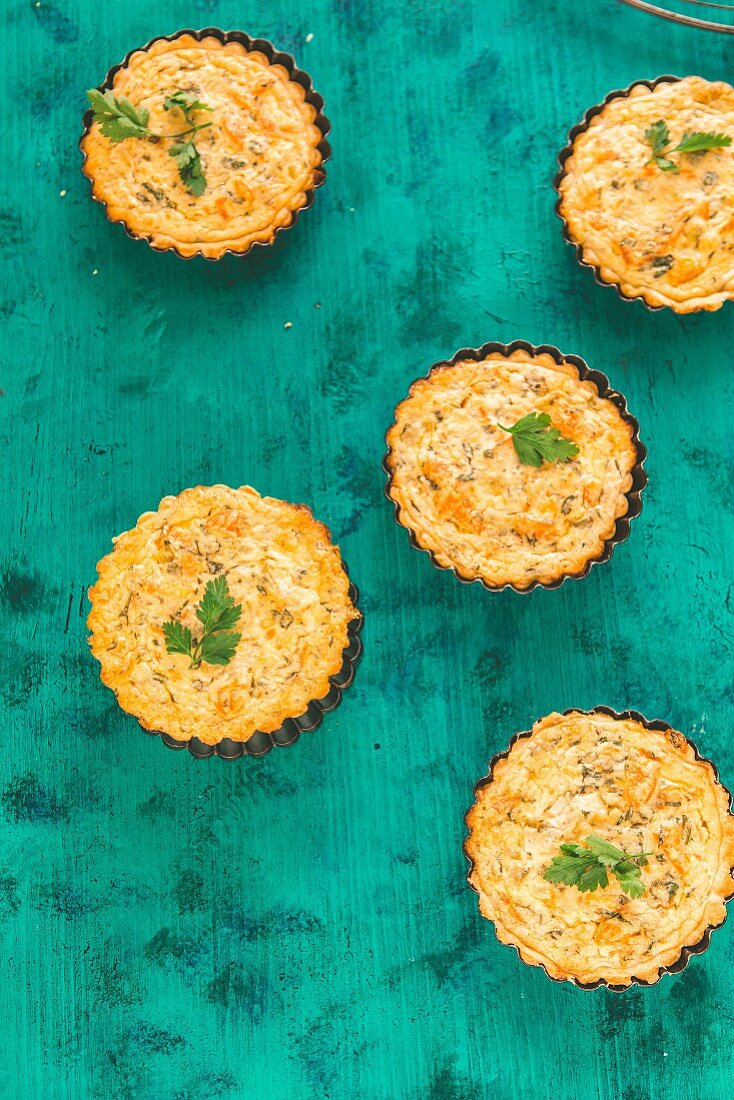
87;485;359;745
81;34;325;258
385;348;638;590
465;711;734;988
558;76;734;313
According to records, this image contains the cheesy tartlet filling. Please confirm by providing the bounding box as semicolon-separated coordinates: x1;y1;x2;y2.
466;711;734;987
87;485;359;745
81;34;325;257
385;349;638;590
558;76;734;312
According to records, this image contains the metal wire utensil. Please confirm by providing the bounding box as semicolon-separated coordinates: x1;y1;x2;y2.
619;0;734;32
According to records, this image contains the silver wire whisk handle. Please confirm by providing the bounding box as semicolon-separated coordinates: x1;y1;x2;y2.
619;0;734;33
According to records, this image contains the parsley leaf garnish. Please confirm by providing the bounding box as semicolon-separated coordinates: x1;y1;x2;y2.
168;141;207;196
160;620;192;658
197;630;241;667
86;88;213;196
163;92;212;194
675;130;732;154
195;575;242;634
162;575;242;670
544;835;651;898
644;118;731;172
645;119;670;158
164;91;212;117
497;412;579;468
87;89;150;141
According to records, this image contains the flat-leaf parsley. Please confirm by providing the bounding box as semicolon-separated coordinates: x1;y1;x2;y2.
644;118;731;173
162;575;242;670
497;412;579;468
543;835;651;899
86;88;213;195
163;91;212;195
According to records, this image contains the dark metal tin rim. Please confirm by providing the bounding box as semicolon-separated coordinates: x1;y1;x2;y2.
463;705;734;992
145;570;362;760
383;339;648;595
79;27;331;260
553;75;686;312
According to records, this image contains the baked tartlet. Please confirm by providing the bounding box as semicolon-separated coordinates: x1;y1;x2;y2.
88;485;361;755
384;341;645;592
465;708;734;989
80;29;329;258
556;76;734;312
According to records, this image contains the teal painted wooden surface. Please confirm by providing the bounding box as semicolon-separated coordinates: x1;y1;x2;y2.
3;0;734;1096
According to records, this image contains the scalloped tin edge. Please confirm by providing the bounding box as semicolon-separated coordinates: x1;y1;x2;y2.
144;573;362;759
463;705;734;991
383;339;648;594
79;27;331;260
553;75;686;312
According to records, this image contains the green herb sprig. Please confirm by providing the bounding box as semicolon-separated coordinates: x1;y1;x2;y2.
497;412;579;468
86;88;213;196
543;835;651;899
163;91;212;196
644;119;731;173
162;575;242;670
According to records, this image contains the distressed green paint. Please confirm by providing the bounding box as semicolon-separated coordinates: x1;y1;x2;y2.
2;0;734;1096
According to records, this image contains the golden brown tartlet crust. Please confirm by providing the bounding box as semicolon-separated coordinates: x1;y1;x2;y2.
385;347;639;590
465;710;734;988
558;76;734;312
81;33;325;258
87;485;359;745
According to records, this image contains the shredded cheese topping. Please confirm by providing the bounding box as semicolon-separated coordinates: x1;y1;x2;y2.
386;350;638;589
81;35;324;257
87;485;358;744
466;711;734;987
559;76;734;312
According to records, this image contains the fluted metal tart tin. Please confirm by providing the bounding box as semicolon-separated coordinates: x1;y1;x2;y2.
383;340;647;594
553;75;681;311
79;27;331;260
463;706;734;992
147;576;362;759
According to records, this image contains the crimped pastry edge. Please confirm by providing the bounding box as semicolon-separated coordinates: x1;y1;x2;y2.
151;580;362;758
87;484;362;757
383;340;647;593
79;27;331;260
554;74;734;313
463;706;734;991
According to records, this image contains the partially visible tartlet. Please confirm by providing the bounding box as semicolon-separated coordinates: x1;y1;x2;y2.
87;485;360;746
80;30;329;258
384;342;645;592
557;75;734;312
465;709;734;989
